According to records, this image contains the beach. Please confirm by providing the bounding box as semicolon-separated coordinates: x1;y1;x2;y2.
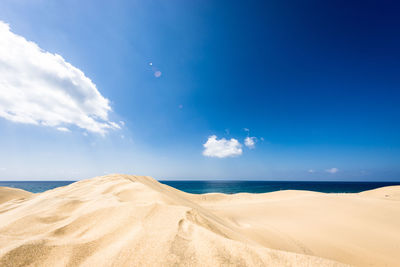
0;174;399;266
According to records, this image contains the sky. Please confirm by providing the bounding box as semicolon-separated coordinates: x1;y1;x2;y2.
0;0;399;181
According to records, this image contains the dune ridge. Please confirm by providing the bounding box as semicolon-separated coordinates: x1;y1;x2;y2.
0;175;399;266
0;187;33;205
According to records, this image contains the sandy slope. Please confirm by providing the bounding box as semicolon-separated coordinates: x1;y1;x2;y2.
0;187;34;205
0;187;33;205
192;188;400;267
0;175;398;266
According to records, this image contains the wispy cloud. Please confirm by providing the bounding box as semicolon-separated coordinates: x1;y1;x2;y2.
326;168;339;174
244;136;257;149
308;169;315;173
56;127;71;133
203;135;242;158
0;21;119;135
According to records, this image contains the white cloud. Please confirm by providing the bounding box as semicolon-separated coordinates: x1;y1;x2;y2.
326;168;339;174
202;135;242;158
56;127;70;132
244;136;257;149
308;169;315;173
0;21;118;135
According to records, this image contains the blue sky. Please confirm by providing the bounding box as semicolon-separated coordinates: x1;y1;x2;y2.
0;0;399;180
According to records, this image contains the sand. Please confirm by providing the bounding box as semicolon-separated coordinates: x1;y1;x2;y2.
0;187;32;205
0;175;398;266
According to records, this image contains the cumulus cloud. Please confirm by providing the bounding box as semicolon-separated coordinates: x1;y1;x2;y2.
326;168;339;174
203;135;242;158
0;21;118;135
244;136;257;149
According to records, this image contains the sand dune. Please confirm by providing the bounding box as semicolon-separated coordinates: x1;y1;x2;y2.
0;187;33;205
0;175;398;266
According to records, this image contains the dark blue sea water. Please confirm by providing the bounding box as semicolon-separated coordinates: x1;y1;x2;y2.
0;180;399;194
162;181;400;194
0;181;75;193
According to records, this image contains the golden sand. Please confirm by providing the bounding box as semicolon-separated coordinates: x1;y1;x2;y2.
0;174;399;266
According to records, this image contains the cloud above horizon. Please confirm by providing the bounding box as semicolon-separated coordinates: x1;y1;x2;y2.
326;168;339;174
203;135;242;158
244;136;257;149
0;21;119;135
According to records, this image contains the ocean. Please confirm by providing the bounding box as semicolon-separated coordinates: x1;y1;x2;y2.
0;180;399;194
